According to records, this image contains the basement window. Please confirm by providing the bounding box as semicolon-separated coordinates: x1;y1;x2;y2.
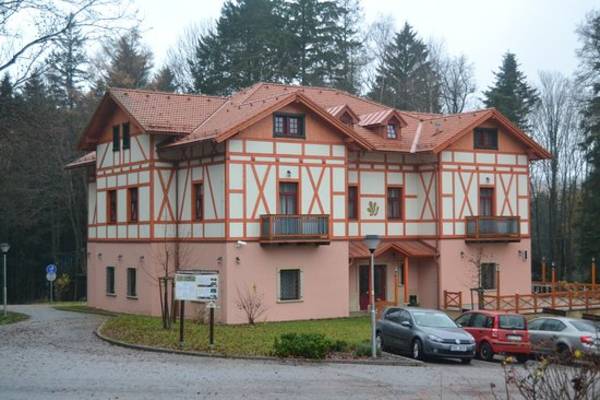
106;266;115;295
481;263;497;290
279;269;302;301
127;268;137;298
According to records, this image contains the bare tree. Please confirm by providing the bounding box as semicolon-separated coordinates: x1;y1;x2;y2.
165;20;213;93
463;245;494;309
0;0;135;86
529;71;586;278
363;14;395;93
236;284;267;325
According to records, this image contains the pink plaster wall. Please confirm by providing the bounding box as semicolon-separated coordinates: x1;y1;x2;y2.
222;241;349;324
438;238;532;308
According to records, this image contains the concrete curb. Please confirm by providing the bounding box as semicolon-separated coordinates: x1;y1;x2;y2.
95;320;422;367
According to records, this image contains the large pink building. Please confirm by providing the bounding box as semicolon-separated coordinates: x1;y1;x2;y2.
67;83;551;324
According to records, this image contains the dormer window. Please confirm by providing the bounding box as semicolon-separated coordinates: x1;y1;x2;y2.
386;124;397;139
340;112;354;125
274;113;305;138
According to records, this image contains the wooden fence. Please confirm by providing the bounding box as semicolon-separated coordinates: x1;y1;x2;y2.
443;287;600;314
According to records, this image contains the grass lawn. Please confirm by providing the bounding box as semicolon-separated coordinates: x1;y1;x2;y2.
0;311;29;325
101;314;371;356
53;303;118;317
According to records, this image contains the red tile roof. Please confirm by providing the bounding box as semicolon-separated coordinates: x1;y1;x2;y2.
349;239;438;259
65;151;96;169
76;82;551;159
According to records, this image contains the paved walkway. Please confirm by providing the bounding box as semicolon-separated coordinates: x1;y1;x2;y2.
0;305;510;399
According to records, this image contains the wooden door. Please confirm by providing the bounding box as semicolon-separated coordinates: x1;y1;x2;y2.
359;265;387;310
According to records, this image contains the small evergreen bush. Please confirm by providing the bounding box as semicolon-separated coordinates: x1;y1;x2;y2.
273;333;344;359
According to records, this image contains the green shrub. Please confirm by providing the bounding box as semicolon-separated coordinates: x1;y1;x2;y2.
329;339;349;353
273;333;337;359
353;340;380;357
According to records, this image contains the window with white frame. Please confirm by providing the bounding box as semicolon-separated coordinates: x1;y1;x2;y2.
279;269;302;301
127;267;137;297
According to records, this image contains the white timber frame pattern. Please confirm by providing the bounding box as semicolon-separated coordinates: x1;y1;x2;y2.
347;151;438;238
439;150;530;237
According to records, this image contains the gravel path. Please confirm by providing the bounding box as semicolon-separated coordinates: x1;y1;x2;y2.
0;304;510;399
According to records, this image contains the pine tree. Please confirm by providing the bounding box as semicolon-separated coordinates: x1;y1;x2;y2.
190;0;287;95
483;52;538;129
578;13;600;268
332;0;364;93
46;24;88;110
368;23;440;112
104;29;153;89
150;66;177;92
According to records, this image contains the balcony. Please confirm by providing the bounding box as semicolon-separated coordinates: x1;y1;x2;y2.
465;216;521;243
260;214;330;245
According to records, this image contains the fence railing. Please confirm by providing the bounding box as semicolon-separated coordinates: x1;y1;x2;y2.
443;290;463;310
260;214;329;243
465;216;520;242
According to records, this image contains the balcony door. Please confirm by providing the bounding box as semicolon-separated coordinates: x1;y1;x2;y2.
479;187;494;216
279;182;298;215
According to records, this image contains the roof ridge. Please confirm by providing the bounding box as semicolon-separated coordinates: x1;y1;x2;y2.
108;87;229;100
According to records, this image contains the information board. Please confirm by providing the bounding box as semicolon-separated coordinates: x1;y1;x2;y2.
175;271;218;302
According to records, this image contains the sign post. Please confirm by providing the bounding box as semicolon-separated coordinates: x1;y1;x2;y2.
46;264;57;303
174;271;219;348
208;301;216;348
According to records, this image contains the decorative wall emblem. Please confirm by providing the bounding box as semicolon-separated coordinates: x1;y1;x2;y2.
367;201;380;217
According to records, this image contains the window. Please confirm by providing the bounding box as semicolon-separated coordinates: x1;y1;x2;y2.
193;183;203;221
122;123;130;150
279;269;301;301
112;125;120;151
499;315;526;330
348;186;358;220
106;266;115;295
481;263;496;290
474;128;498;150
386;124;397;139
387;187;403;220
273;114;304;138
542;319;566;332
340;112;354;125
456;313;472;327
279;182;298;215
479;187;494;216
127;268;137;297
528;319;545;330
107;190;117;224
128;187;138;222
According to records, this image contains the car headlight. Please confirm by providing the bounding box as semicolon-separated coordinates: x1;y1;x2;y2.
427;334;444;343
465;334;475;344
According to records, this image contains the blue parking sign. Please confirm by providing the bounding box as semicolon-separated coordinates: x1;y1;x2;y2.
46;264;57;274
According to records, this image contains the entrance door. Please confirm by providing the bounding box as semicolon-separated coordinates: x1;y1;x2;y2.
359;265;387;310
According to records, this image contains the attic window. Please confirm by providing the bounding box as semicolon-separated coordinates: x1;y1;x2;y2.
112;125;120;151
273;113;305;138
340;112;354;125
474;128;498;150
122;123;130;150
386;124;397;139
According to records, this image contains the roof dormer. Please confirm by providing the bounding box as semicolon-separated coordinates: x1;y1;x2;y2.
326;104;359;126
358;109;408;140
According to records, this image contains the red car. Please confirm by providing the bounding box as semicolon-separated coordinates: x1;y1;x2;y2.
456;311;531;362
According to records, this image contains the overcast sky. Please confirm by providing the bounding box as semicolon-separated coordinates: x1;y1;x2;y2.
134;0;597;98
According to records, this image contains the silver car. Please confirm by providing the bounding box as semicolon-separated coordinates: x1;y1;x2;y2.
376;307;476;363
528;317;600;356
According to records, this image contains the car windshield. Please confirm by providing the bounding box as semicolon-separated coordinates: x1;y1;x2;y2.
571;320;599;333
412;311;457;328
499;315;526;330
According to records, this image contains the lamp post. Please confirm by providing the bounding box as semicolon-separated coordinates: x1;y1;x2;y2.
364;234;380;358
1;243;10;317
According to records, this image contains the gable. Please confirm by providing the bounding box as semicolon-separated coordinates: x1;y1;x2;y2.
237;103;347;144
448;121;529;154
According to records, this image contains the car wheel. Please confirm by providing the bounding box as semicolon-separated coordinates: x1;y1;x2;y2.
479;341;494;362
460;358;472;365
412;339;424;361
516;354;529;364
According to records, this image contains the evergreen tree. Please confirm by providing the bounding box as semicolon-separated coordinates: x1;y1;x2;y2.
368;23;440;112
150;66;177;92
483;52;538;129
104;29;153;89
578;13;600;268
282;0;346;86
332;0;364;93
190;0;287;95
46;24;88;109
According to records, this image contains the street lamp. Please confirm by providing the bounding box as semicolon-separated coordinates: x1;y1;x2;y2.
364;234;380;358
1;243;10;317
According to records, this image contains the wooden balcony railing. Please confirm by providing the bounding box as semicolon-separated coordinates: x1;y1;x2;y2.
465;216;521;242
260;214;330;244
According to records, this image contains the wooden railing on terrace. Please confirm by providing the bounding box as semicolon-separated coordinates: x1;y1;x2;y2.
259;214;330;244
465;216;521;242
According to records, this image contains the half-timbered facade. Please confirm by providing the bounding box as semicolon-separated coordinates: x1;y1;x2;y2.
68;83;550;323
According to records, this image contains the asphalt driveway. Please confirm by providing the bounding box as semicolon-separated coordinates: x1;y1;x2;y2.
0;304;509;400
